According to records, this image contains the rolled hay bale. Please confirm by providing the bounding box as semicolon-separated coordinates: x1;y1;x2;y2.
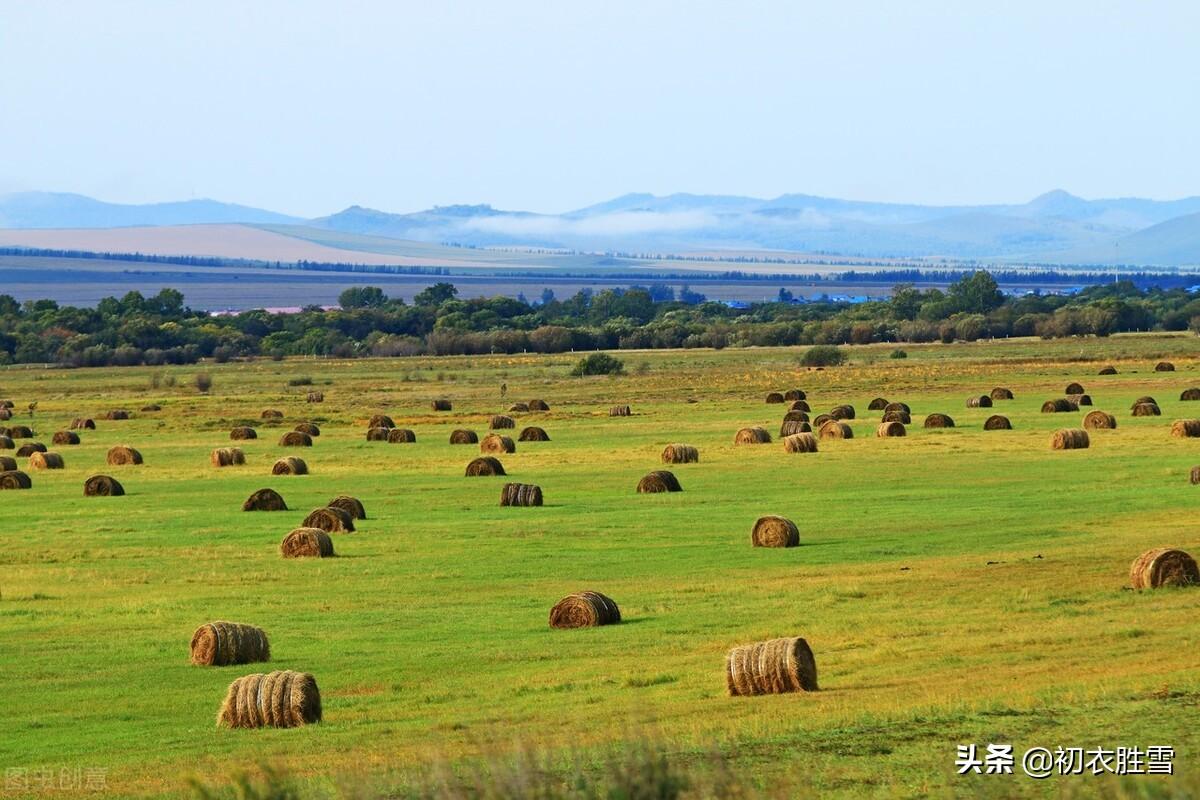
782;410;810;423
883;402;910;414
1050;428;1090;450
83;474;124;496
1099;365;1118;375
52;430;80;446
779;420;812;437
1083;411;1117;430
302;506;355;533
16;442;45;457
818;421;853;440
465;456;506;476
1041;398;1078;413
726;636;818;696
1068;394;1093;407
1065;382;1086;395
1181;388;1200;401
1133;396;1158;408
489;414;516;429
29;451;64;470
500;482;543;507
8;425;34;438
549;591;620;628
327;495;366;520
387;428;417;443
481;433;516;454
230;426;257;440
508;402;530;413
1192;465;1200;485
366;427;391;442
882;410;911;424
0;436;11;450
261;409;284;420
829;404;856;420
1132;403;1162;417
1170;419;1200;438
734;426;772;445
280;528;334;558
607;405;632;418
0;470;32;490
70;418;96;430
867;397;888;411
306;392;324;403
1129;548;1199;589
0;456;15;471
783;433;819;453
0;399;11;408
368;414;395;429
190;622;270;666
765;392;785;404
923;413;955;428
990;387;1015;400
789;400;811;412
211;447;246;467
637;470;682;493
983;414;1012;430
528;399;550;411
518;426;550;442
661;443;699;464
105;410;130;420
0;408;9;421
272;457;308;476
293;422;320;437
752;515;799;547
279;431;312;447
243;488;287;511
431;399;452;411
141;404;161;412
967;395;993;408
216;670;322;729
876;421;906;438
1155;361;1176;372
449;429;478;445
783;389;806;401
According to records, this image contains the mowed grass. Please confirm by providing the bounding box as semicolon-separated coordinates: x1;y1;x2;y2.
1;334;1199;798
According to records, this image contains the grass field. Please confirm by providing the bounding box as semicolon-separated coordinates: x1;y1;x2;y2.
2;334;1199;798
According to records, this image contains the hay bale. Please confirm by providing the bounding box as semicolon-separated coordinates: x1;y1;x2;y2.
29;451;64;470
1068;393;1093;406
661;443;699;463
1133;396;1158;408
230;426;257;440
1065;382;1086;395
366;427;391;441
549;591;620;628
528;399;550;411
1191;466;1200;485
500;482;543;507
261;409;284;420
518;426;550;442
243;488;287;511
279;431;312;447
211;447;246;467
280;528;334;558
1041;398;1078;413
783;410;809;423
783;433;819;453
0;399;11;408
272;457;308;476
368;414;395;429
306;392;324;403
481;433;516;454
1170;419;1200;438
216;670;321;728
784;389;806;401
431;399;452;411
293;422;320;437
990;387;1014;400
882;410;911;424
141;404;161;412
829;404;856;420
1155;361;1176;372
876;421;906;437
1130;548;1199;589
0;456;14;471
0;470;32;490
609;405;632;417
789;400;811;412
637;470;682;493
818;421;853;440
779;420;811;437
734;426;772;445
465;457;505;477
190;622;270;666
0;436;11;450
1083;411;1117;430
70;418;96;430
1132;402;1161;417
0;408;9;421
302;506;355;533
983;414;1012;430
52;430;80;446
1181;388;1200;401
811;413;832;428
765;392;785;404
867;397;888;411
966;395;993;408
16;442;45;457
752;515;799;547
923;413;955;428
883;402;910;414
83;474;124;496
508;402;530;413
1050;429;1089;450
490;414;516;429
449;429;478;445
387;428;416;443
726;637;818;695
327;496;366;519
105;410;130;420
1099;365;1118;375
8;425;34;439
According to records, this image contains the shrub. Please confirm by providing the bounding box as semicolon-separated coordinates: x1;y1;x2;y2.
212;346;234;364
269;350;285;362
287;377;312;387
890;348;908;359
571;352;625;376
195;373;213;393
799;345;846;367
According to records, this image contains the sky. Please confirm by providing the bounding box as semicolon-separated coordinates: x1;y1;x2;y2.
1;1;1198;217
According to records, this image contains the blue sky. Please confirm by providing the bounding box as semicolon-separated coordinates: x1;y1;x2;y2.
1;1;1197;216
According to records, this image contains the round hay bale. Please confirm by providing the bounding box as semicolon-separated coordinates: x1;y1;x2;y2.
783;389;806;401
306;392;324;403
368;414;395;429
8;425;34;439
765;392;785;404
0;408;9;421
782;433;819;453
0;456;15;471
272;457;308;476
327;496;366;520
1068;393;1093;406
518;426;550;442
279;431;312;447
481;433;516;454
190;622;270;666
966;395;992;408
1130;548;1199;589
105;410;130;421
1133;396;1158;408
609;405;632;417
1065;382;1086;395
818;421;853;440
0;436;11;450
983;414;1012;430
261;409;284;420
141;404;161;412
549;591;620;628
726;636;818;695
1098;365;1118;375
789;400;811;412
302;506;355;533
16;442;45;457
83;474;124;497
449;429;478;445
1050;429;1089;450
1191;466;1200;485
0;470;32;490
782;410;809;423
752;515;799;547
211;447;246;467
508;402;530;413
876;421;906;437
829;404;856;420
500;482;543;507
489;414;516;429
1083;411;1117;430
734;426;771;445
882;410;911;424
990;387;1014;400
528;399;550;411
867;397;888;411
52;430;80;446
883;402;910;414
366;427;391;441
923;413;955;428
661;443;699;463
29;452;64;470
1155;361;1176;372
1132;402;1161;417
465;457;506;477
216;670;322;728
387;428;416;443
243;488;287;511
1170;419;1200;438
1041;398;1078;413
74;418;98;430
0;399;11;408
779;420;812;437
637;470;682;493
293;422;320;437
431;399;452;411
1180;388;1200;402
280;528;334;558
230;426;257;440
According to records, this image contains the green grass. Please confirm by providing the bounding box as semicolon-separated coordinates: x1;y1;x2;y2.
1;334;1199;798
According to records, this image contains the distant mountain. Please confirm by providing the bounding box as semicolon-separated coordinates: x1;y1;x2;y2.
0;191;301;229
1038;211;1200;267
